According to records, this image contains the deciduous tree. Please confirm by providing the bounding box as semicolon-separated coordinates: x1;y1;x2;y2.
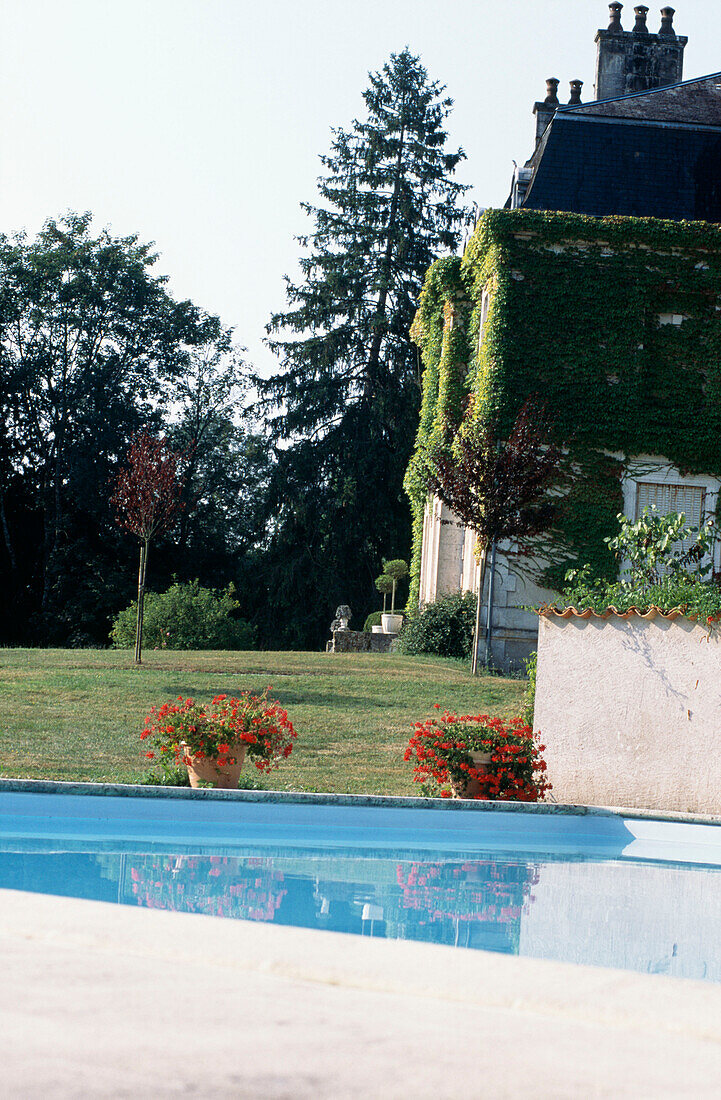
112;433;185;663
0;213;243;644
424;399;562;673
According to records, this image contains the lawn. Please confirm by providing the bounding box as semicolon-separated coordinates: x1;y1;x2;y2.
0;649;527;794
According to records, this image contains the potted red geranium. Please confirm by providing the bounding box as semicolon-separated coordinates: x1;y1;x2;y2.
141;688;297;788
404;708;551;802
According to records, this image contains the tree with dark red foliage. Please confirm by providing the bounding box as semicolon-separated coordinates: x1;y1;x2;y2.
423;398;562;674
112;434;186;663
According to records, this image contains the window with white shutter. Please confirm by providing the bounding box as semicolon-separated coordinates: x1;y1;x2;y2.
635;481;706;556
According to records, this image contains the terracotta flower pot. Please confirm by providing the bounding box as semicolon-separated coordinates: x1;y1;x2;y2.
450;750;493;799
180;742;247;789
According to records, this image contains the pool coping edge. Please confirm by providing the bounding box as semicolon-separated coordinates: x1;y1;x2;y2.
0;777;719;827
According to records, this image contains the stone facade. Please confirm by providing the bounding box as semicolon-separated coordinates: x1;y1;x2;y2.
533;611;721;814
419;459;721;672
413;6;721;671
418;500;554;672
594;4;686;101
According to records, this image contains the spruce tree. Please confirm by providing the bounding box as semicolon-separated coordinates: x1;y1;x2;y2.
258;48;469;647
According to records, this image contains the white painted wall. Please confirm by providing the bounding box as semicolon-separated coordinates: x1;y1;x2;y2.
534;614;721;814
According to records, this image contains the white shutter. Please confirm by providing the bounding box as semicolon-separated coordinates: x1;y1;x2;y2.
635;481;706;556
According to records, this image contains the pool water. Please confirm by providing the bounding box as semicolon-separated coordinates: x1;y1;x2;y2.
2;789;720;982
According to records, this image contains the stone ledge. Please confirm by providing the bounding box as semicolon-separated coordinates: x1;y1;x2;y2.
1;777;720;826
326;628;397;653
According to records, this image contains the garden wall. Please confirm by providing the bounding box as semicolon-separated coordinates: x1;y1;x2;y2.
326;629;395;653
534;612;721;814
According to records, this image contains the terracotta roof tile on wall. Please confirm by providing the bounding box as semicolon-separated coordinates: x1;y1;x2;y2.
538;606;686;621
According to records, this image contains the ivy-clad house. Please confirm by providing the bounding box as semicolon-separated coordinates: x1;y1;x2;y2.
406;4;721;669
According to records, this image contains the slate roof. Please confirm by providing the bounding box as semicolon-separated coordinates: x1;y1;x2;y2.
520;74;721;223
566;74;721;127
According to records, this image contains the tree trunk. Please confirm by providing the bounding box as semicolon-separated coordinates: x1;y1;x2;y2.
0;488;17;574
364;119;406;397
135;539;149;664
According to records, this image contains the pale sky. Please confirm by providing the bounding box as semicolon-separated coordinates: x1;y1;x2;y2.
2;0;721;377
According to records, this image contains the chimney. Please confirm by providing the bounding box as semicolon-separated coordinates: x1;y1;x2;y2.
659;6;675;36
608;2;623;31
594;2;687;100
568;80;584;105
533;78;560;143
633;5;649;33
544;77;560;105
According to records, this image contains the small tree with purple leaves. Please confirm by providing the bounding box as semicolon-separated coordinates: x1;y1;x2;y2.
112;433;186;664
423;398;562;674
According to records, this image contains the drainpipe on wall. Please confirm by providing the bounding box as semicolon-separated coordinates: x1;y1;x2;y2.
484;539;498;669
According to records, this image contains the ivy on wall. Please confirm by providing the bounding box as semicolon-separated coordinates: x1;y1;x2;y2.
404;256;470;606
406;208;721;606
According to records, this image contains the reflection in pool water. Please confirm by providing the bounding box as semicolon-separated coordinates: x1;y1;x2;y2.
129;855;288;922
124;853;538;953
1;842;719;981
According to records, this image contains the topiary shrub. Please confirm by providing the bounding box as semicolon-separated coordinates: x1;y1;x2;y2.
364;611;383;631
110;580;256;651
396;591;476;659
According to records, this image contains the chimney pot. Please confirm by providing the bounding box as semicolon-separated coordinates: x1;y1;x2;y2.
568;80;584;105
633;5;649;32
608;3;623;31
544;77;560;104
659;6;675;35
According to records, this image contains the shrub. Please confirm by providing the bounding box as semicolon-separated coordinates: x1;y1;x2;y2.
363;611;383;631
521;651;537;729
560;573;721;621
396;592;476;658
559;509;721;621
110;580;256;650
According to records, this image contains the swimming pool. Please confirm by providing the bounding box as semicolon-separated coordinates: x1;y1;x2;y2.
1;784;720;982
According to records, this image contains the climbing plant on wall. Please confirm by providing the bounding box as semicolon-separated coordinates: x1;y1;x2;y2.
406;208;721;606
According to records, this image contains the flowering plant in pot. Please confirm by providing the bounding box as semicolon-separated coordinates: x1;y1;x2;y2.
141;688;297;788
404;708;551;801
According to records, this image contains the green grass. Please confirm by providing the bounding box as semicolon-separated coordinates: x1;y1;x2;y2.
0;649;526;795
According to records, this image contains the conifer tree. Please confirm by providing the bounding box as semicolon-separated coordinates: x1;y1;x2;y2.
258;48;469;647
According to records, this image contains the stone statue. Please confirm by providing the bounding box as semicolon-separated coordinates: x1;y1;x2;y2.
331;605;352;631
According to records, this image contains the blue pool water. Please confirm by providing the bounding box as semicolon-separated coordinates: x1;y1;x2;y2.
1;789;720;982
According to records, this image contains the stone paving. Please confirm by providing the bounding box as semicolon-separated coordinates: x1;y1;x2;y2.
2;888;720;1098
